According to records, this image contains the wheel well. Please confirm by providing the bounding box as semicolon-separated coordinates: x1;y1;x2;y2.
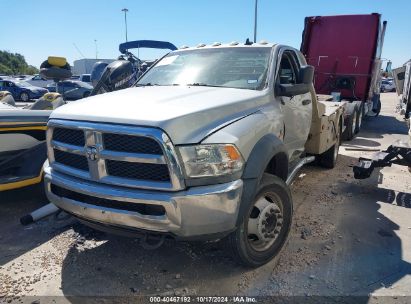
264;153;288;182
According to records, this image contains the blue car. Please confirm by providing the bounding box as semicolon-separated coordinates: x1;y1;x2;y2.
0;79;48;101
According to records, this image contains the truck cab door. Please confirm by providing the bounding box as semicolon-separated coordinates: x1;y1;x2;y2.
275;50;312;161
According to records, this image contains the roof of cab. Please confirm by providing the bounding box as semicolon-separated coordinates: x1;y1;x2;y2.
176;41;276;51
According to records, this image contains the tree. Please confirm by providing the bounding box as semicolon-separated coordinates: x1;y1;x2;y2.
0;50;39;75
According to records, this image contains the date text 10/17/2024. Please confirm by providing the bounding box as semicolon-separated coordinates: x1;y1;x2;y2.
149;296;257;303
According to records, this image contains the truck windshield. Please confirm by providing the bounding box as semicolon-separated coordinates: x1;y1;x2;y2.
137;47;271;90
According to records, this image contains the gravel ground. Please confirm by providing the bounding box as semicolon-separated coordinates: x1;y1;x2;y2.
1;93;410;303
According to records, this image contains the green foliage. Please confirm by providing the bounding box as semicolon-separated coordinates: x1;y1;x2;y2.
0;50;39;75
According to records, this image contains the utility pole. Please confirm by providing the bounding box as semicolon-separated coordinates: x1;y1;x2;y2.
94;39;98;59
254;0;258;43
121;8;129;42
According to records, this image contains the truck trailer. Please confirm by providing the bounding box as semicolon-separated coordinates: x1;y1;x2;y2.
393;60;411;120
301;13;387;140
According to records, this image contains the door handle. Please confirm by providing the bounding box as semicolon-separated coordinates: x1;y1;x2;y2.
302;99;311;106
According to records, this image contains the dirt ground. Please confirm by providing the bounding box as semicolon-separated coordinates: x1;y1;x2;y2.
1;93;410;303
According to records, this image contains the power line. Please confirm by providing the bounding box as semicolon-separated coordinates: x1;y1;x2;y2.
73;43;86;59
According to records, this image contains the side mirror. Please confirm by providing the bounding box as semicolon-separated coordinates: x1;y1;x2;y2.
298;65;314;84
276;83;310;97
275;65;314;97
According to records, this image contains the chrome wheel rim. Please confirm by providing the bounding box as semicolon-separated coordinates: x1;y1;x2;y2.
21;93;28;101
247;192;284;252
357;111;362;130
352;114;357;134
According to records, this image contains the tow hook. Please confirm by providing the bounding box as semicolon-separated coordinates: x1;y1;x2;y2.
140;233;166;250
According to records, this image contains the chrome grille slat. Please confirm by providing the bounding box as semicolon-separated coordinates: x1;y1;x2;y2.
99;150;166;164
52;140;84;155
47;119;185;191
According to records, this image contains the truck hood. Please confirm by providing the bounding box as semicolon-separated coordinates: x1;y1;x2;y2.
50;86;268;144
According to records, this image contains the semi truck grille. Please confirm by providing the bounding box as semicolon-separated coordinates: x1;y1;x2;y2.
47;120;184;191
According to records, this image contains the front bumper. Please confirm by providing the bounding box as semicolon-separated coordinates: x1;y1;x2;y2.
44;167;243;239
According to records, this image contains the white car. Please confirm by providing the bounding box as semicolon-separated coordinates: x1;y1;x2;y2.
381;79;396;92
26;74;54;88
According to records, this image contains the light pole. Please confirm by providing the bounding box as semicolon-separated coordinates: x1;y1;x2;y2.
121;8;129;43
94;39;98;59
254;0;258;43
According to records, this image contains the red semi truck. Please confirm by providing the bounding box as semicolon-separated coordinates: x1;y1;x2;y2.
301;13;387;140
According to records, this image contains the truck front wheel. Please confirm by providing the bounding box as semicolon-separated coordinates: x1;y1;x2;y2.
228;174;292;267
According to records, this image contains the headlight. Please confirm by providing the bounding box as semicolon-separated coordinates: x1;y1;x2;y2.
178;144;244;178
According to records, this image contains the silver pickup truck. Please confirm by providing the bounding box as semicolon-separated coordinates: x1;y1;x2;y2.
44;42;344;267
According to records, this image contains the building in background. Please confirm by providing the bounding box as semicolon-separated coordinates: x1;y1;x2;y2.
72;59;115;75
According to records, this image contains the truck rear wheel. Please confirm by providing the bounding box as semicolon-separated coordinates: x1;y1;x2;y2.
343;108;357;141
355;105;363;134
319;121;341;169
228;174;292;268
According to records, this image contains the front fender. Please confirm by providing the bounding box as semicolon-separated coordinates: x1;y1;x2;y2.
237;134;288;225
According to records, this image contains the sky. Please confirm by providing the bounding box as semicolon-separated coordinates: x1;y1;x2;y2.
1;0;410;69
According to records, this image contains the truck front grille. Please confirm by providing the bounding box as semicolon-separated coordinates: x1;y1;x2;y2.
47;120;184;191
103;133;163;154
54;149;89;171
53;128;85;146
51;184;166;215
106;160;170;182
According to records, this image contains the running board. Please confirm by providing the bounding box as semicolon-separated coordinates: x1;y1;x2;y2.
286;156;316;186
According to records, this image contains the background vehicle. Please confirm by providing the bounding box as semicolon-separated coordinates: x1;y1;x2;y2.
301;14;387;140
47;80;92;100
0;91;64;191
381;78;396;92
393;60;411;119
26;74;54;88
0;79;48;101
80;74;91;84
90;40;177;95
44;42;344;267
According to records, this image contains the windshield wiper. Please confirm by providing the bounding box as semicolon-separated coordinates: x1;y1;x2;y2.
186;83;222;88
136;83;160;87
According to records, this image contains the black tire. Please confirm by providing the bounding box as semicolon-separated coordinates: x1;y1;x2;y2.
228;174;292;268
319;121;341;169
19;92;29;102
343;109;357;141
355;105;363;134
373;98;381;117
